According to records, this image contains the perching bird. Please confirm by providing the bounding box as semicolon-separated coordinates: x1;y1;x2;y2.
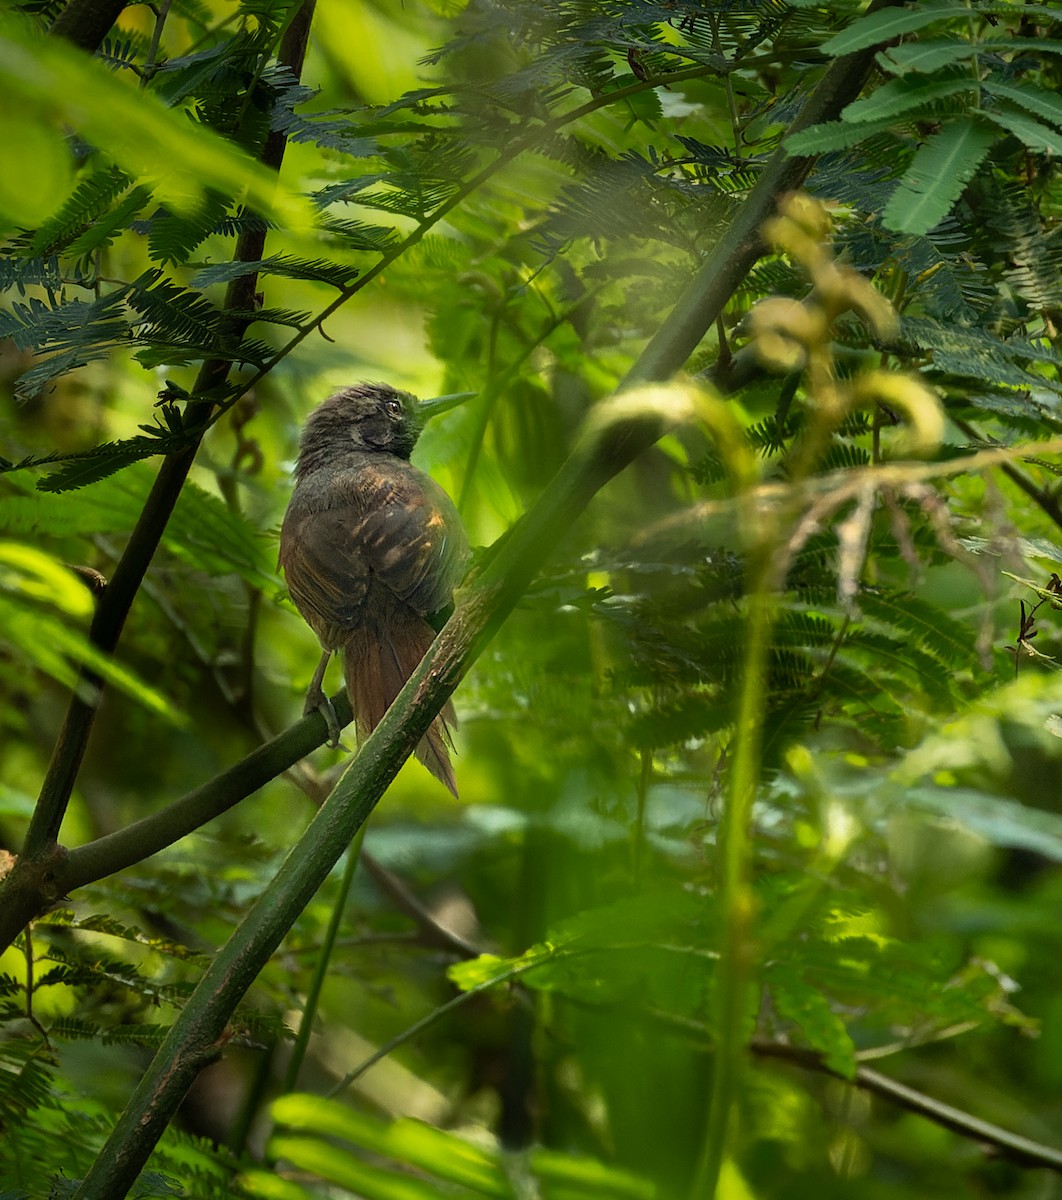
279;383;468;795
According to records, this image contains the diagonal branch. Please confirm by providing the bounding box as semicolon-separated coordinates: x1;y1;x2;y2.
1;3;895;946
952;415;1062;532
0;694;344;952
751;1041;1062;1173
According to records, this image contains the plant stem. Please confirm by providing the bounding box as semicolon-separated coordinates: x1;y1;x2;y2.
689;558;775;1200
749;1041;1062;1173
281;828;366;1094
625;0;906;390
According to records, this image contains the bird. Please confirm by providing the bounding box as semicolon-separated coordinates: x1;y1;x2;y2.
279;383;468;796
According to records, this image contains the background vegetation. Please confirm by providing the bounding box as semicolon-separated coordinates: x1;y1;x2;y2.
3;1;1062;1197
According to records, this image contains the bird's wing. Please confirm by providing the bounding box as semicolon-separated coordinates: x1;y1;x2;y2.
280;460;467;637
344;460;468;619
279;500;372;641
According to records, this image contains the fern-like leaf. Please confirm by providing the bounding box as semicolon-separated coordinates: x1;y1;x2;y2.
983;79;1062;130
821;7;967;57
23;166;132;258
979;104;1062;156
786;117;904;156
841;76;975;124
882;119;996;235
191;253;361;290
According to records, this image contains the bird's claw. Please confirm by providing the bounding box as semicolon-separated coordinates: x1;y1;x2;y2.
304;687;345;750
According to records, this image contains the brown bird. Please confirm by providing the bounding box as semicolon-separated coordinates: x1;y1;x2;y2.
279;383;468;795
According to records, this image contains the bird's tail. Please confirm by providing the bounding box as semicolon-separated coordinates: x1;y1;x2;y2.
343;618;458;797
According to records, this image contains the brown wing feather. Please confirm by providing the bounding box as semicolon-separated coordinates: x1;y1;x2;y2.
343;461;467;619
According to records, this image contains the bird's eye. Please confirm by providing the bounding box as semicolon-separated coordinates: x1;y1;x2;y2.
385;398;403;418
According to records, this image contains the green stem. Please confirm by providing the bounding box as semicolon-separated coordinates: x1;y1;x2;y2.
282;827;366;1094
1;0;903;934
54;12;906;1192
0;692;350;953
635;748;650;883
457;292;598;515
689;562;775;1199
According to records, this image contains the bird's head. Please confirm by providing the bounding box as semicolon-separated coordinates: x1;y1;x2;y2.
299;382;422;463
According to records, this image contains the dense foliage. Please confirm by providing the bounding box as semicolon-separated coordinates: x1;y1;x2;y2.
2;1;1062;1197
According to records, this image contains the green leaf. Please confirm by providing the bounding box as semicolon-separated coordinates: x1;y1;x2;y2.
785;116;902;155
904;786;1062;861
268;1095;655;1199
821;7;972;58
858;590;983;675
978;105;1062;156
768;964;858;1078
883;119;996;235
35;436;192;492
0;542;92;618
880;38;1062;75
0;9;315;230
447;946;557;992
0;464;279;591
191;253;361;290
841;77;975;124
237;1172;316;1200
876;38;980;76
64;184;154;262
271;1097;505;1195
0;109;74;227
166;480;284;594
266;1135;448;1200
0;544;181;722
529;1151;655;1198
983;80;1062;130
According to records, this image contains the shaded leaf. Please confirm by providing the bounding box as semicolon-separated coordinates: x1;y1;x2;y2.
883;119;996;235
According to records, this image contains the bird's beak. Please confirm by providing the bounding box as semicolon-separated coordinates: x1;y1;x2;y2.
418;391;476;420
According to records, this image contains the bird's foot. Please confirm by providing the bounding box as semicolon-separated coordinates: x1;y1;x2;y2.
304;685;346;750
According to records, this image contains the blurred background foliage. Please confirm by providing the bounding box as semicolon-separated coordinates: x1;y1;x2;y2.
2;0;1062;1197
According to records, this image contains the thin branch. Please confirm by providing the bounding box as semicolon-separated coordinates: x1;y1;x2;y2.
625;0;907;390
63;694;347;888
282;828;366;1094
6;430;1057;954
9;54;720;918
141;0;171;81
12;0;902;967
10;34;824;909
0;697;345;952
360;853;483;960
67;383;691;1196
634;436;1062;549
750;1041;1062;1173
313;974;1062;1178
953;415;1062;532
